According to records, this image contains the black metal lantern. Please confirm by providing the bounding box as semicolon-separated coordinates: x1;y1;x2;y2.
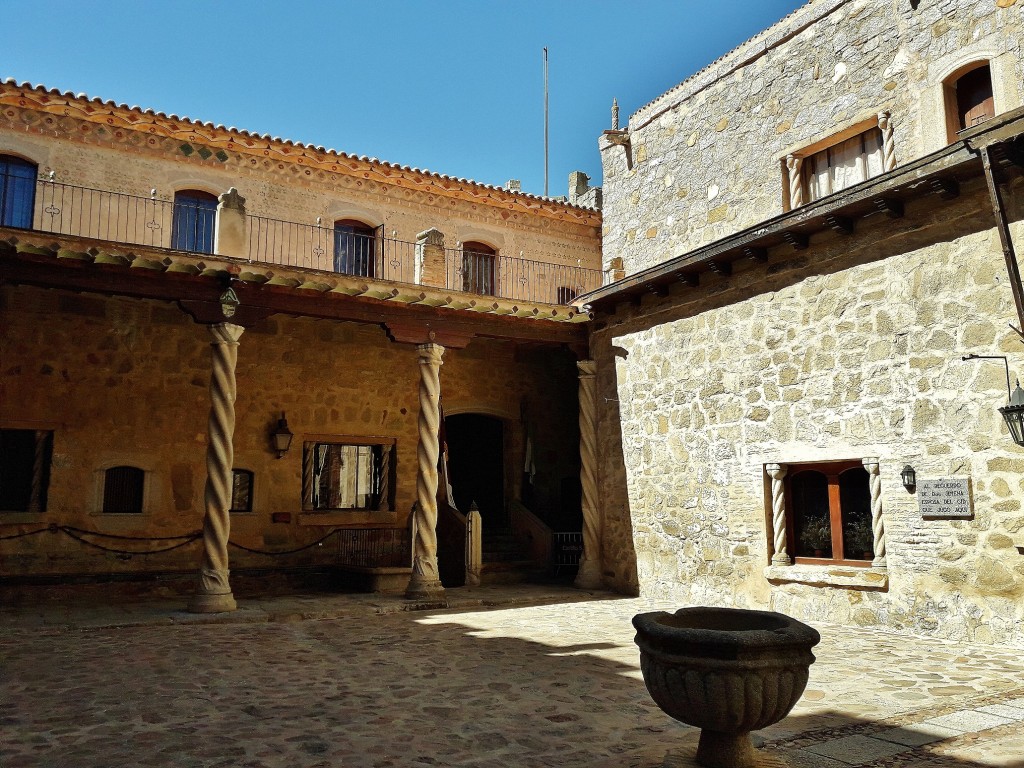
271;413;294;458
999;381;1024;447
900;465;916;491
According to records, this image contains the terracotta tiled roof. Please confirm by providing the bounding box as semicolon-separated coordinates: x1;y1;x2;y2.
1;78;599;214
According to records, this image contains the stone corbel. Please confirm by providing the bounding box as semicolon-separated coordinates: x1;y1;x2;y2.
601;130;633;170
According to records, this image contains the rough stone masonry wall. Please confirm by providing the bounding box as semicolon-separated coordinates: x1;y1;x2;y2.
0;285;578;578
593;181;1024;646
600;0;1024;273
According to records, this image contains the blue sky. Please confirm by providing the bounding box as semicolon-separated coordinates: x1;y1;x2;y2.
4;1;806;196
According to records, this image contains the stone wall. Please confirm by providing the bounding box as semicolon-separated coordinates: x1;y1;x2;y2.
600;0;1024;273
592;177;1024;645
0;285;579;578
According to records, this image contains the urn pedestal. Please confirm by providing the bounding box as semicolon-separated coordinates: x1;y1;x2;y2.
633;607;820;768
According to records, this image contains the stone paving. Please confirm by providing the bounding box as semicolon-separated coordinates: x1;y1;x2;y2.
2;586;1024;767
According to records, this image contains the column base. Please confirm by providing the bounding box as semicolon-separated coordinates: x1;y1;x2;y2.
405;577;446;601
771;553;792;566
574;559;603;590
188;591;237;614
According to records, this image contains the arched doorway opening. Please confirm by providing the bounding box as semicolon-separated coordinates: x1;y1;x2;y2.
444;413;506;529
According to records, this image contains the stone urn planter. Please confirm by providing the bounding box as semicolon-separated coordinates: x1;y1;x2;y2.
633;607;820;768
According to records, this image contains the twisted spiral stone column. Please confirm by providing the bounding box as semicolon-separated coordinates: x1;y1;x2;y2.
863;457;887;568
878;111;896;172
406;343;446;600
189;322;244;613
575;360;602;589
786;154;804;209
767;463;791;566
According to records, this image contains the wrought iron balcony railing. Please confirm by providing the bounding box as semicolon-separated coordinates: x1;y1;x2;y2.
6;178;602;305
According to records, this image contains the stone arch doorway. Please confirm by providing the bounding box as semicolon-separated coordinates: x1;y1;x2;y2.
444;413;506;529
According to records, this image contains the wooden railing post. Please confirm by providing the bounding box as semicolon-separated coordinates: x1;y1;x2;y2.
466;502;482;587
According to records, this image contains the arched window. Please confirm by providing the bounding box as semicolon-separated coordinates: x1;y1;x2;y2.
334;219;377;277
461;241;496;296
944;62;995;143
0;154;37;229
954;64;994;132
102;466;145;514
171;190;218;254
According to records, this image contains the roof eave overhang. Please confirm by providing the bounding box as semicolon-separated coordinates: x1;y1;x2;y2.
579;107;1024;315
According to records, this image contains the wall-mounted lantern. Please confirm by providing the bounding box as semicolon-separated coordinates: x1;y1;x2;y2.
999;381;1024;447
962;354;1024;447
900;465;917;491
271;413;293;459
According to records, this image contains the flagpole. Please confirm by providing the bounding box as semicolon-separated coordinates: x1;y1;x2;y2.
543;46;549;198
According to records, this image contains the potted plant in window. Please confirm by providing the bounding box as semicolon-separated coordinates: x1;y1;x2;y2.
799;518;831;558
843;522;874;561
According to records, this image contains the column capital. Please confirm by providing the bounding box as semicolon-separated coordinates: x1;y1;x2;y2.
862;457;880;472
577;359;596;378
766;462;787;479
209;322;245;344
416;342;445;366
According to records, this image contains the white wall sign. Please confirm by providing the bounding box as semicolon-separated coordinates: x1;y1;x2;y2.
918;477;973;519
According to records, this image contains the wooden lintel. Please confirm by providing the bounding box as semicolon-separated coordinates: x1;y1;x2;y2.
383;320;474;349
824;215;854;235
929;177;960;200
0;249;585;347
782;231;809;251
707;259;732;276
743;247;768;262
873;197;905;219
178;299;275;328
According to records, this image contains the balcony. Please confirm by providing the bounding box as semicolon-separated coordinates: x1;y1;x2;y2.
7;178;602;306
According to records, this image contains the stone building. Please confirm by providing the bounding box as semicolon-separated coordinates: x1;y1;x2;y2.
0;79;603;607
583;0;1024;645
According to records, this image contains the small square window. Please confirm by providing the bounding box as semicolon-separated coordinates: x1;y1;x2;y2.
303;439;395;512
785;461;874;564
0;429;53;512
102;466;145;514
230;469;254;513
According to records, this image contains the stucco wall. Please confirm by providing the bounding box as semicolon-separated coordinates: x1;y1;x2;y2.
600;0;1024;274
0;99;601;298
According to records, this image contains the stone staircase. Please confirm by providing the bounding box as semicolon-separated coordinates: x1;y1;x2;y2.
479;530;540;585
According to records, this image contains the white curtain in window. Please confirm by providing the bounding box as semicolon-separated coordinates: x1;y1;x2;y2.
805;127;884;203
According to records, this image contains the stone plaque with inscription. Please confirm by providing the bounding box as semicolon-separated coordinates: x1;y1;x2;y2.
918;477;973;519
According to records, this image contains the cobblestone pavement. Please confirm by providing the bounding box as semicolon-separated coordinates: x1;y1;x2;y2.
2;587;1024;767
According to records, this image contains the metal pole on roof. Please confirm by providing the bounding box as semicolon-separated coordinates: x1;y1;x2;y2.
543;46;549;198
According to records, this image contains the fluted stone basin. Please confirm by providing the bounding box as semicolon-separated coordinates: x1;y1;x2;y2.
633;607;820;768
